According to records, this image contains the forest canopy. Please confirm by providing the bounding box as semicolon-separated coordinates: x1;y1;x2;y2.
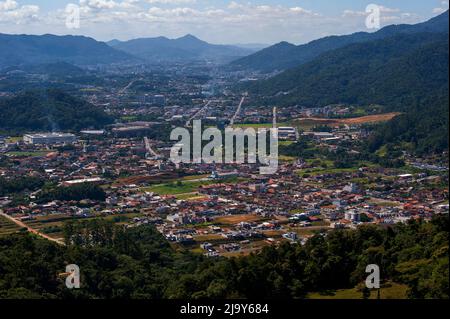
0;216;447;299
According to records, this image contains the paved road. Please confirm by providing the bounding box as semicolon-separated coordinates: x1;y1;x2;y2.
185;100;212;127
144;137;161;158
0;210;65;245
229;96;246;126
119;78;142;94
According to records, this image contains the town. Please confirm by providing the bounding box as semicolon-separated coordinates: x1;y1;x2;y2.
0;66;448;256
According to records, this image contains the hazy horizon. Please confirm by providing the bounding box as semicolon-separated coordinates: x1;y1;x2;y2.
0;0;448;45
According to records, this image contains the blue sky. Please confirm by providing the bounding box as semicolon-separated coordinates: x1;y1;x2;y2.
0;0;448;43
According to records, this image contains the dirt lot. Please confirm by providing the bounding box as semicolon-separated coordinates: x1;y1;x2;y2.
214;214;265;225
294;112;401;127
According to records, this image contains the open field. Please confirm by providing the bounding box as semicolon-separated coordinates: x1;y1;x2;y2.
112;173;210;188
6;136;22;143
307;282;408;299
193;234;227;242
141;180;214;195
0;212;65;244
174;192;208;201
0;215;23;236
297;166;359;177
23;215;71;241
113;173;180;186
141;177;241;196
279;155;297;162
214;214;265;225
293;112;401;127
279;141;296;146
368;198;401;207
181;174;210;181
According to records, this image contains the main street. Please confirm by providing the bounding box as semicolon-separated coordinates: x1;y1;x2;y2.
229;96;246;126
185;100;212;127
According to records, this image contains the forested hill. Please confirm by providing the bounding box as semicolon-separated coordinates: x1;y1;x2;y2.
245;32;448;109
228;10;448;72
110;34;254;63
243;32;449;154
0;89;113;133
0;216;447;299
0;34;135;68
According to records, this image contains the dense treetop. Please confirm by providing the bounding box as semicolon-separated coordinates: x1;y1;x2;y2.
0;89;114;133
0;216;447;299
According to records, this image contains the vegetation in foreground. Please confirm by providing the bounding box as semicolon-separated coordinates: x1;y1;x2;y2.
0;216;447;299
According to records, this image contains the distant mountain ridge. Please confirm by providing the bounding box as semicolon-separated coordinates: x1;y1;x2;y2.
247;32;448;107
109;34;255;63
0;34;136;68
229;10;449;72
244;31;449;154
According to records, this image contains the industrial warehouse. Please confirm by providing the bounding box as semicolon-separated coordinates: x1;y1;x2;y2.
23;133;78;145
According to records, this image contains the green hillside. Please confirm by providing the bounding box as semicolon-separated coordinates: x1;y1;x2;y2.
0;89;114;133
245;32;449;154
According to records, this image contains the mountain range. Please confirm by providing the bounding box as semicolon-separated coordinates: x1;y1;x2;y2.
229;10;449;72
108;34;255;63
0;34;135;68
0;11;447;70
0;33;257;69
246;32;448;108
242;12;448;154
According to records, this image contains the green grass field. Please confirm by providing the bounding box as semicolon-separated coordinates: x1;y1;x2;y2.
279;155;297;162
0;215;22;236
279;141;296;146
180;174;209;181
142;177;241;195
174;193;208;200
298;167;359;177
141;181;211;195
6;136;22;143
307;282;408;299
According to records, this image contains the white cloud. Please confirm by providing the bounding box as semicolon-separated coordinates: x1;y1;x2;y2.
227;1;243;10
342;5;399;17
290;7;314;15
79;0;139;10
0;0;17;11
146;0;197;4
0;1;440;44
433;0;449;13
0;0;39;24
342;9;366;18
378;6;400;13
342;5;421;28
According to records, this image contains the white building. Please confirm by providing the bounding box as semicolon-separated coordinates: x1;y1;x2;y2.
24;133;77;145
278;127;297;140
345;210;361;222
